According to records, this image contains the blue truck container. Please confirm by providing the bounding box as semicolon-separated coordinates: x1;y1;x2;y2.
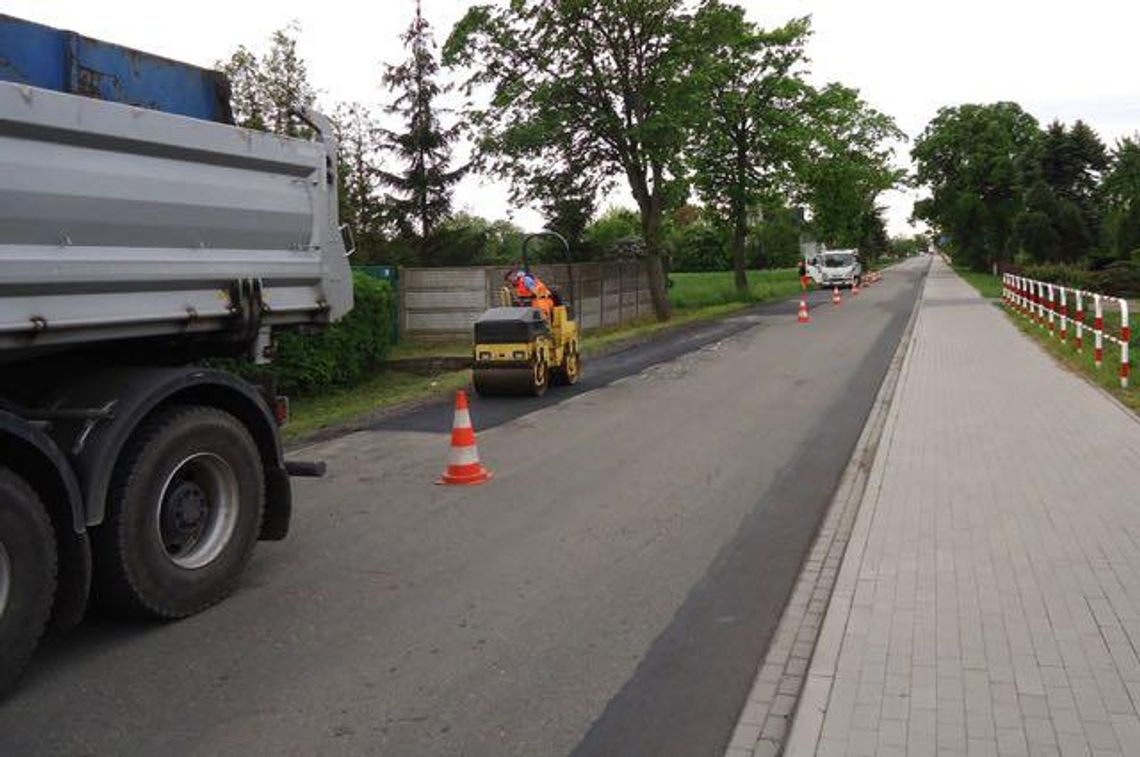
0;13;233;123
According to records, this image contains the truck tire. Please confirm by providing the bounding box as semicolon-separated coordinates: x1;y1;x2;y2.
92;406;264;620
0;468;57;695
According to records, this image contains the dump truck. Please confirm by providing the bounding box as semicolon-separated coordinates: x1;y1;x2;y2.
0;15;352;692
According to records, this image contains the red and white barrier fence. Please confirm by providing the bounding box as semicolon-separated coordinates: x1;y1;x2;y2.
1002;273;1131;388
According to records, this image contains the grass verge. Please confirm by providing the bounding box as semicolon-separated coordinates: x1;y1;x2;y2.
284;369;471;442
286;267;801;442
669;268;801;309
952;267;1140;416
952;265;1004;299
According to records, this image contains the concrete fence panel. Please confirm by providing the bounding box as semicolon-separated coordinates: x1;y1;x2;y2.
399;261;651;341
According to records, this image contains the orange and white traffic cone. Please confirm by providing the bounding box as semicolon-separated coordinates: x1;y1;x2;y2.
852;280;860;295
797;298;810;323
832;286;841;305
437;390;492;485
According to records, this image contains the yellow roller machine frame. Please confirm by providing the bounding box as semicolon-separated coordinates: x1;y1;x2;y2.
472;231;582;396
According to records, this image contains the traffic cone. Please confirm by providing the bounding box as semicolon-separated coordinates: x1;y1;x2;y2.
832;287;841;305
852;281;860;295
437;390;492;485
797;298;810;323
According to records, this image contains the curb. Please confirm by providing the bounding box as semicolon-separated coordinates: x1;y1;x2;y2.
724;258;930;757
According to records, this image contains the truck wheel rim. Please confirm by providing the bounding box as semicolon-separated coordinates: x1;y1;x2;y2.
156;453;239;570
0;540;10;619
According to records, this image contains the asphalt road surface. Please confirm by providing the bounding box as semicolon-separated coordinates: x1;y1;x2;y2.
0;258;929;757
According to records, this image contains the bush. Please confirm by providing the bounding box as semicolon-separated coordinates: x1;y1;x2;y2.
672;223;730;272
216;272;398;396
1089;261;1140;299
1016;262;1094;290
1016;260;1140;299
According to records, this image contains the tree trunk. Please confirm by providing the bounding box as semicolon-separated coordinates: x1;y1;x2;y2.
732;200;748;297
641;202;672;322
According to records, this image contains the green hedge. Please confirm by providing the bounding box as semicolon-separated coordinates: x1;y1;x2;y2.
1017;261;1140;299
216;272;398;396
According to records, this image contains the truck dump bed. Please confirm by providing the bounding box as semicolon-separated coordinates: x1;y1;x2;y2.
0;14;233;123
0;79;352;359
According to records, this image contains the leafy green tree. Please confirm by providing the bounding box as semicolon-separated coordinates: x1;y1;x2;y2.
425;213;526;266
690;5;813;293
800;84;904;257
262;25;317;137
381;0;467;260
889;233;928;257
1104;136;1140;259
218;46;266;130
218;24;316;136
583;207;644;260
530;139;598;259
856;206;891;265
673;221;729;272
333;102;386;261
445;0;720;320
751;202;803;268
912;102;1040;270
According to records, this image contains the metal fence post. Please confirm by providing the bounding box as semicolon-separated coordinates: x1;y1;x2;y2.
1094;294;1104;368
1059;287;1068;342
1076;290;1085;352
1121;299;1131;388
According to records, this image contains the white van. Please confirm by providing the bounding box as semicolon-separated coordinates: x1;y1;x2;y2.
808;249;862;289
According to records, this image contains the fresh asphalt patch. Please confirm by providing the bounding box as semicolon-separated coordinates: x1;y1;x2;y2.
375;287;837;435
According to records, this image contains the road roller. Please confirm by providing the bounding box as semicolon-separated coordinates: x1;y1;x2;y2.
472;231;582;397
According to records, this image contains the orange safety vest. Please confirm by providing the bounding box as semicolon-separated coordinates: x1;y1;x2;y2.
514;273;551;299
514;273;553;318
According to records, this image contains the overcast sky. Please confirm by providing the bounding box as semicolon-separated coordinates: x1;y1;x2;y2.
8;0;1139;236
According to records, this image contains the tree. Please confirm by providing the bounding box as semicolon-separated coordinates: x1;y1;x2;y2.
690;6;813;294
219;46;266;130
529;138;599;259
218;24;316;137
333;102;386;261
445;0;719;321
912;102;1040;270
1014;120;1107;262
583;206;644;260
426;213;525;266
380;0;466;260
799;84;904;259
854;205;891;264
751;201;803;268
1104;136;1140;258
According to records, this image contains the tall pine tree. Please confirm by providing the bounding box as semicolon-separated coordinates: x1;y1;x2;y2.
380;0;465;261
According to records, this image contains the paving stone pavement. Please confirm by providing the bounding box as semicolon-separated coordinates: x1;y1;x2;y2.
782;258;1140;757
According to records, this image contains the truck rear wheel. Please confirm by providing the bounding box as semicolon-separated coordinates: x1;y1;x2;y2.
92;406;264;619
0;468;57;695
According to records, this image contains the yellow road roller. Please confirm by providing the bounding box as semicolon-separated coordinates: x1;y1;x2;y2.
472;231;582;396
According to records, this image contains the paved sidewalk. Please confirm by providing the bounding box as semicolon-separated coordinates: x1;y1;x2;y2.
784;258;1140;757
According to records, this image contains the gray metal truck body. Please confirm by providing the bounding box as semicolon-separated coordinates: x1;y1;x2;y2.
0;80;351;357
0;70;353;695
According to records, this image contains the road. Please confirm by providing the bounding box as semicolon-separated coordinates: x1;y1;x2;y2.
0;258;929;757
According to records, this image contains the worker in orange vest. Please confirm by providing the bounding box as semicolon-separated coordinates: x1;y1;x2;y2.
506;267;555;320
